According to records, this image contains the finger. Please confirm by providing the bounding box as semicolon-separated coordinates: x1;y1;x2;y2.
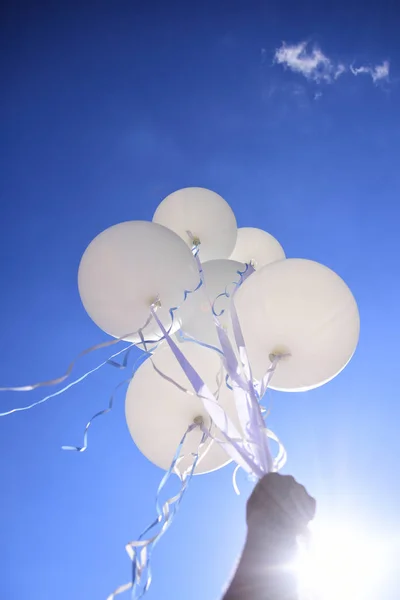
248;473;316;525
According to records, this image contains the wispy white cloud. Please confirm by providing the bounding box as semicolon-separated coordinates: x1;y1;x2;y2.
334;64;347;79
274;42;333;83
274;41;390;86
350;60;390;83
373;61;390;81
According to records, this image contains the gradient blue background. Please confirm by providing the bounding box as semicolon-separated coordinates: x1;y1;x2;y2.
1;1;399;599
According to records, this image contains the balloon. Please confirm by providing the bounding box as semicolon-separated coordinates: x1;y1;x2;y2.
125;342;241;474
229;227;285;269
78;221;199;343
178;259;245;349
152;187;237;261
234;259;360;391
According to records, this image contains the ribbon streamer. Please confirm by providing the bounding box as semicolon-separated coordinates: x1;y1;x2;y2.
258;353;290;399
0;270;206;419
162;253;285;480
61;351;150;452
227;263;273;472
151;352;225;403
151;357;264;475
195;256;269;473
0;227;289;600
175;329;224;358
199;423;285;474
0;323;152;393
211;260;284;474
0;343;140;417
150;305;264;478
61;379;130;452
107;422;208;600
0;269;203;395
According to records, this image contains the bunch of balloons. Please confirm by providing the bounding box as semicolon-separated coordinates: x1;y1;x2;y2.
2;187;360;599
78;187;359;475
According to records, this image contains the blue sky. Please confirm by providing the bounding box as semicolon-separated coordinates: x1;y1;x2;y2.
1;1;400;599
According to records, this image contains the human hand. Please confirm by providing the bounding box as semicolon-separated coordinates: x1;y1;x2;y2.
246;473;316;537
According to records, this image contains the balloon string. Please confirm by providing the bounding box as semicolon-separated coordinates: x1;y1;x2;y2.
150;304;263;478
265;428;287;472
0;343;140;417
152;256;271;478
211;264;250;318
132;429;208;598
198;422;285;475
149;355;267;476
0;271;204;418
150;360;196;396
187;230;201;257
105;346;136;369
193;255;250;394
198;421;286;499
150;355;263;467
61;353;149;452
228;263;274;472
151;350;225;404
232;464;242;495
0;267;204;395
232;425;287;496
258;354;290;399
0;310;154;393
198;423;258;471
107;423;208;600
62;330;235;459
188;255;285;476
175;329;224;357
193;255;268;473
225;374;233;390
229;262;287;473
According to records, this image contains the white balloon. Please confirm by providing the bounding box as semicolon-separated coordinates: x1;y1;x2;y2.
78;221;199;343
229;227;286;269
125;342;241;474
234;259;360;391
178;259;245;348
152;187;237;261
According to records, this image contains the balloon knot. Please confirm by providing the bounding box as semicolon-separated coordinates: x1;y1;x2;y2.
186;230;201;248
150;297;162;310
269;352;291;362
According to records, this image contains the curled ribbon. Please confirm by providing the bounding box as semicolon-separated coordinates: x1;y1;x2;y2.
0;231;288;600
0;343;138;417
0;273;204;417
107;422;208;600
108;247;288;599
150;305;264;478
61;352;150;452
149;252;287;480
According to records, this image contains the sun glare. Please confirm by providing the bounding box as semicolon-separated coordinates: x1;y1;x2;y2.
294;522;388;600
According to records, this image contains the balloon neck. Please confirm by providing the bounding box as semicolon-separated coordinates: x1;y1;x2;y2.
150;297;162;309
186;229;201;248
269;346;291;362
193;415;204;426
